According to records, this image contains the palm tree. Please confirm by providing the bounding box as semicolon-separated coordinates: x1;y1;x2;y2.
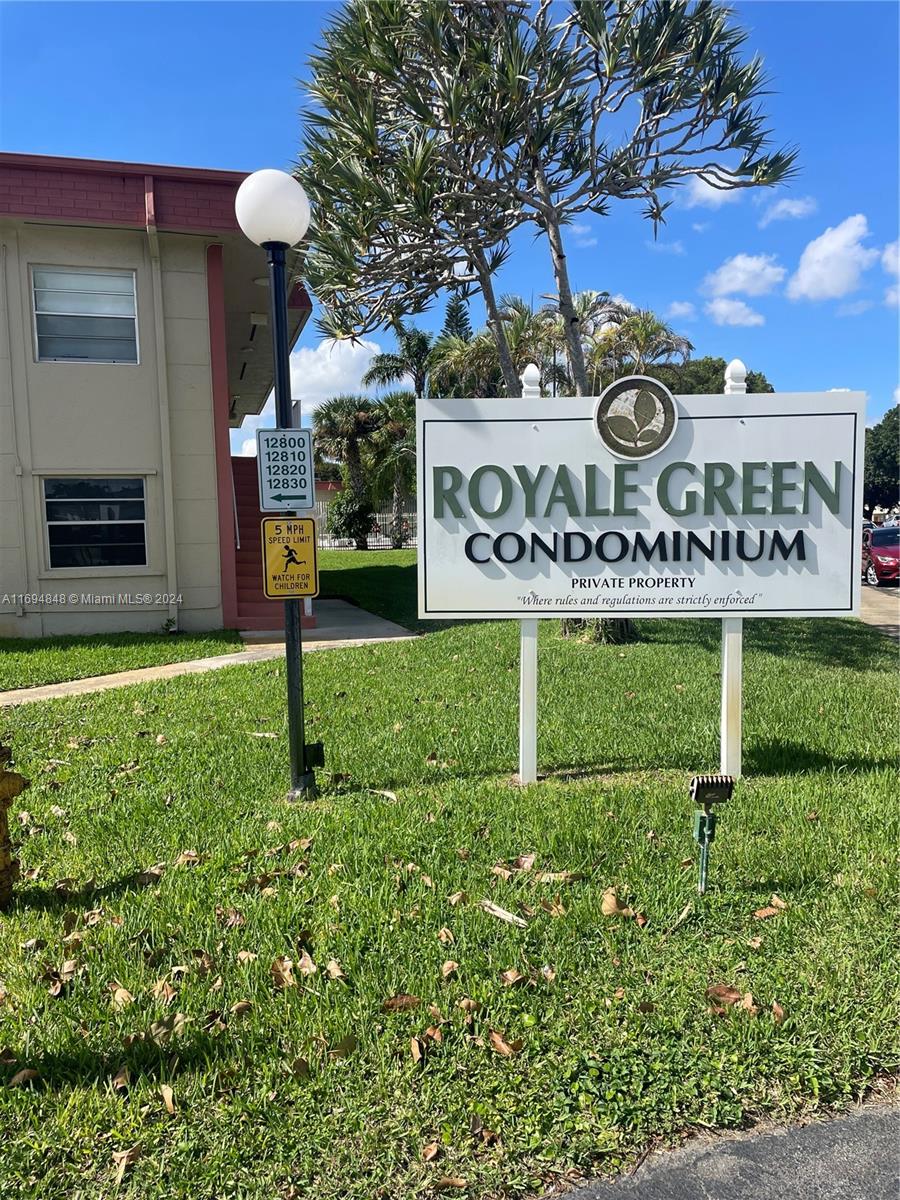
366;391;416;549
595;310;693;377
430;296;567;397
362;322;433;399
429;330;503;398
313;395;381;549
541;290;632;394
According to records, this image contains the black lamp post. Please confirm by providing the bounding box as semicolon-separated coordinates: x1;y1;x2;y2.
235;169;317;798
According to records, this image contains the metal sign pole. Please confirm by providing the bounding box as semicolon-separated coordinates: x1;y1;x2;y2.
265;240;316;798
721;359;747;779
518;364;542;783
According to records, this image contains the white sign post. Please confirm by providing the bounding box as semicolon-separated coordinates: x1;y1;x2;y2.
256;428;315;512
417;368;865;781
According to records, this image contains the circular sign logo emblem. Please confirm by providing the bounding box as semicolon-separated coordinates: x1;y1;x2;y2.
594;376;678;460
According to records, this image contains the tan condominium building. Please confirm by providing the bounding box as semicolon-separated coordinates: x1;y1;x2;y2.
0;151;314;637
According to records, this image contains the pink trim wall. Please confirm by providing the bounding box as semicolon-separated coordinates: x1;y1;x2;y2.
207;243;239;629
0;154;243;232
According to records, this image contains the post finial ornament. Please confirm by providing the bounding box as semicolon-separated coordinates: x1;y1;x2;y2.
724;358;748;395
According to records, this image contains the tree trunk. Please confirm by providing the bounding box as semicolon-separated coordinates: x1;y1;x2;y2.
346;439;368;551
534;168;589;397
471;246;521;397
391;469;405;549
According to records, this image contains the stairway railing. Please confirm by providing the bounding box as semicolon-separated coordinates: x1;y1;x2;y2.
231;463;241;551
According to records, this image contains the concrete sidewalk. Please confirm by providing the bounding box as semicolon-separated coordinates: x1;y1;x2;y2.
0;599;415;708
859;585;900;642
566;1103;898;1200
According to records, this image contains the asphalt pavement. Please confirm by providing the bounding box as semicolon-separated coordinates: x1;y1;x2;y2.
566;1104;898;1200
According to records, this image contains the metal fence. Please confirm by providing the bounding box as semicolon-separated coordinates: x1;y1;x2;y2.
313;500;418;550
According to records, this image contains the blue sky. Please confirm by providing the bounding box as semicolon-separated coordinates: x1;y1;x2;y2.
1;0;897;453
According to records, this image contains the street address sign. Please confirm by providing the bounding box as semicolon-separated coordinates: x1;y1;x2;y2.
257;428;315;511
261;517;319;599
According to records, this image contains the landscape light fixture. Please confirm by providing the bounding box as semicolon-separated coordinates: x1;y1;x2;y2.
235;168;320;799
690;774;735;895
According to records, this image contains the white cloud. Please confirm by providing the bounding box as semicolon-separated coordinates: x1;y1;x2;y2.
646;239;685;256
758;196;817;228
228;336;382;455
704;298;765;327
882;240;899;305
837;299;874;317
239;437;256;457
609;293;637;311
894;387;900;405
691;222;709;234
571;222;598;248
666;301;696;321
787;214;879;301
704;253;786;298
683;177;742;209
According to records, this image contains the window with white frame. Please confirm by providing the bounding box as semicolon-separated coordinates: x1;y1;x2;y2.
44;478;147;569
33;267;138;363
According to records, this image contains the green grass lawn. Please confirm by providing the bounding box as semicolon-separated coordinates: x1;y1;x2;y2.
0;556;896;1198
319;547;423;629
0;630;242;692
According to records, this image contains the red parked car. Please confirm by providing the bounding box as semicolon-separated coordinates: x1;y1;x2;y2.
862;526;900;586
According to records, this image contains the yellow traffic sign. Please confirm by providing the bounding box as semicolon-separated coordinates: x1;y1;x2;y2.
261;517;319;599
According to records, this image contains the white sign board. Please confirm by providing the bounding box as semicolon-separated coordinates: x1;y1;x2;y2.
257;428;315;512
417;383;865;621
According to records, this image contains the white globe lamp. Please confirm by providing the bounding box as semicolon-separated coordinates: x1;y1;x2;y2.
235;168;311;248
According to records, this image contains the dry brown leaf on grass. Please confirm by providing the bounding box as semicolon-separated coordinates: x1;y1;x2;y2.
478;899;527;928
601;888;633;918
740;992;759;1016
410;1035;427;1064
136;863;165;886
448;891;468;907
753;906;780;921
540;897;566;917
230;1000;253;1018
435;1178;467;1192
297;950;317;977
438;927;454;945
328;1034;357;1059
236;950;258;965
43;959;79;999
111;1065;130;1094
112;1145;141;1185
7;1068;39;1089
422;1140;441;1163
291;1056;311;1079
500;969;527;988
215;906;245;929
148;1012;188;1045
151;977;176;1004
772;1001;786;1025
160;1083;176;1115
488;1029;522;1058
747;936;763;949
382;993;421;1013
325;959;346;981
109;983;134;1010
271;956;296;989
540;965;557;983
441;960;459;981
706;984;743;1015
368;789;398;802
173;849;201;867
